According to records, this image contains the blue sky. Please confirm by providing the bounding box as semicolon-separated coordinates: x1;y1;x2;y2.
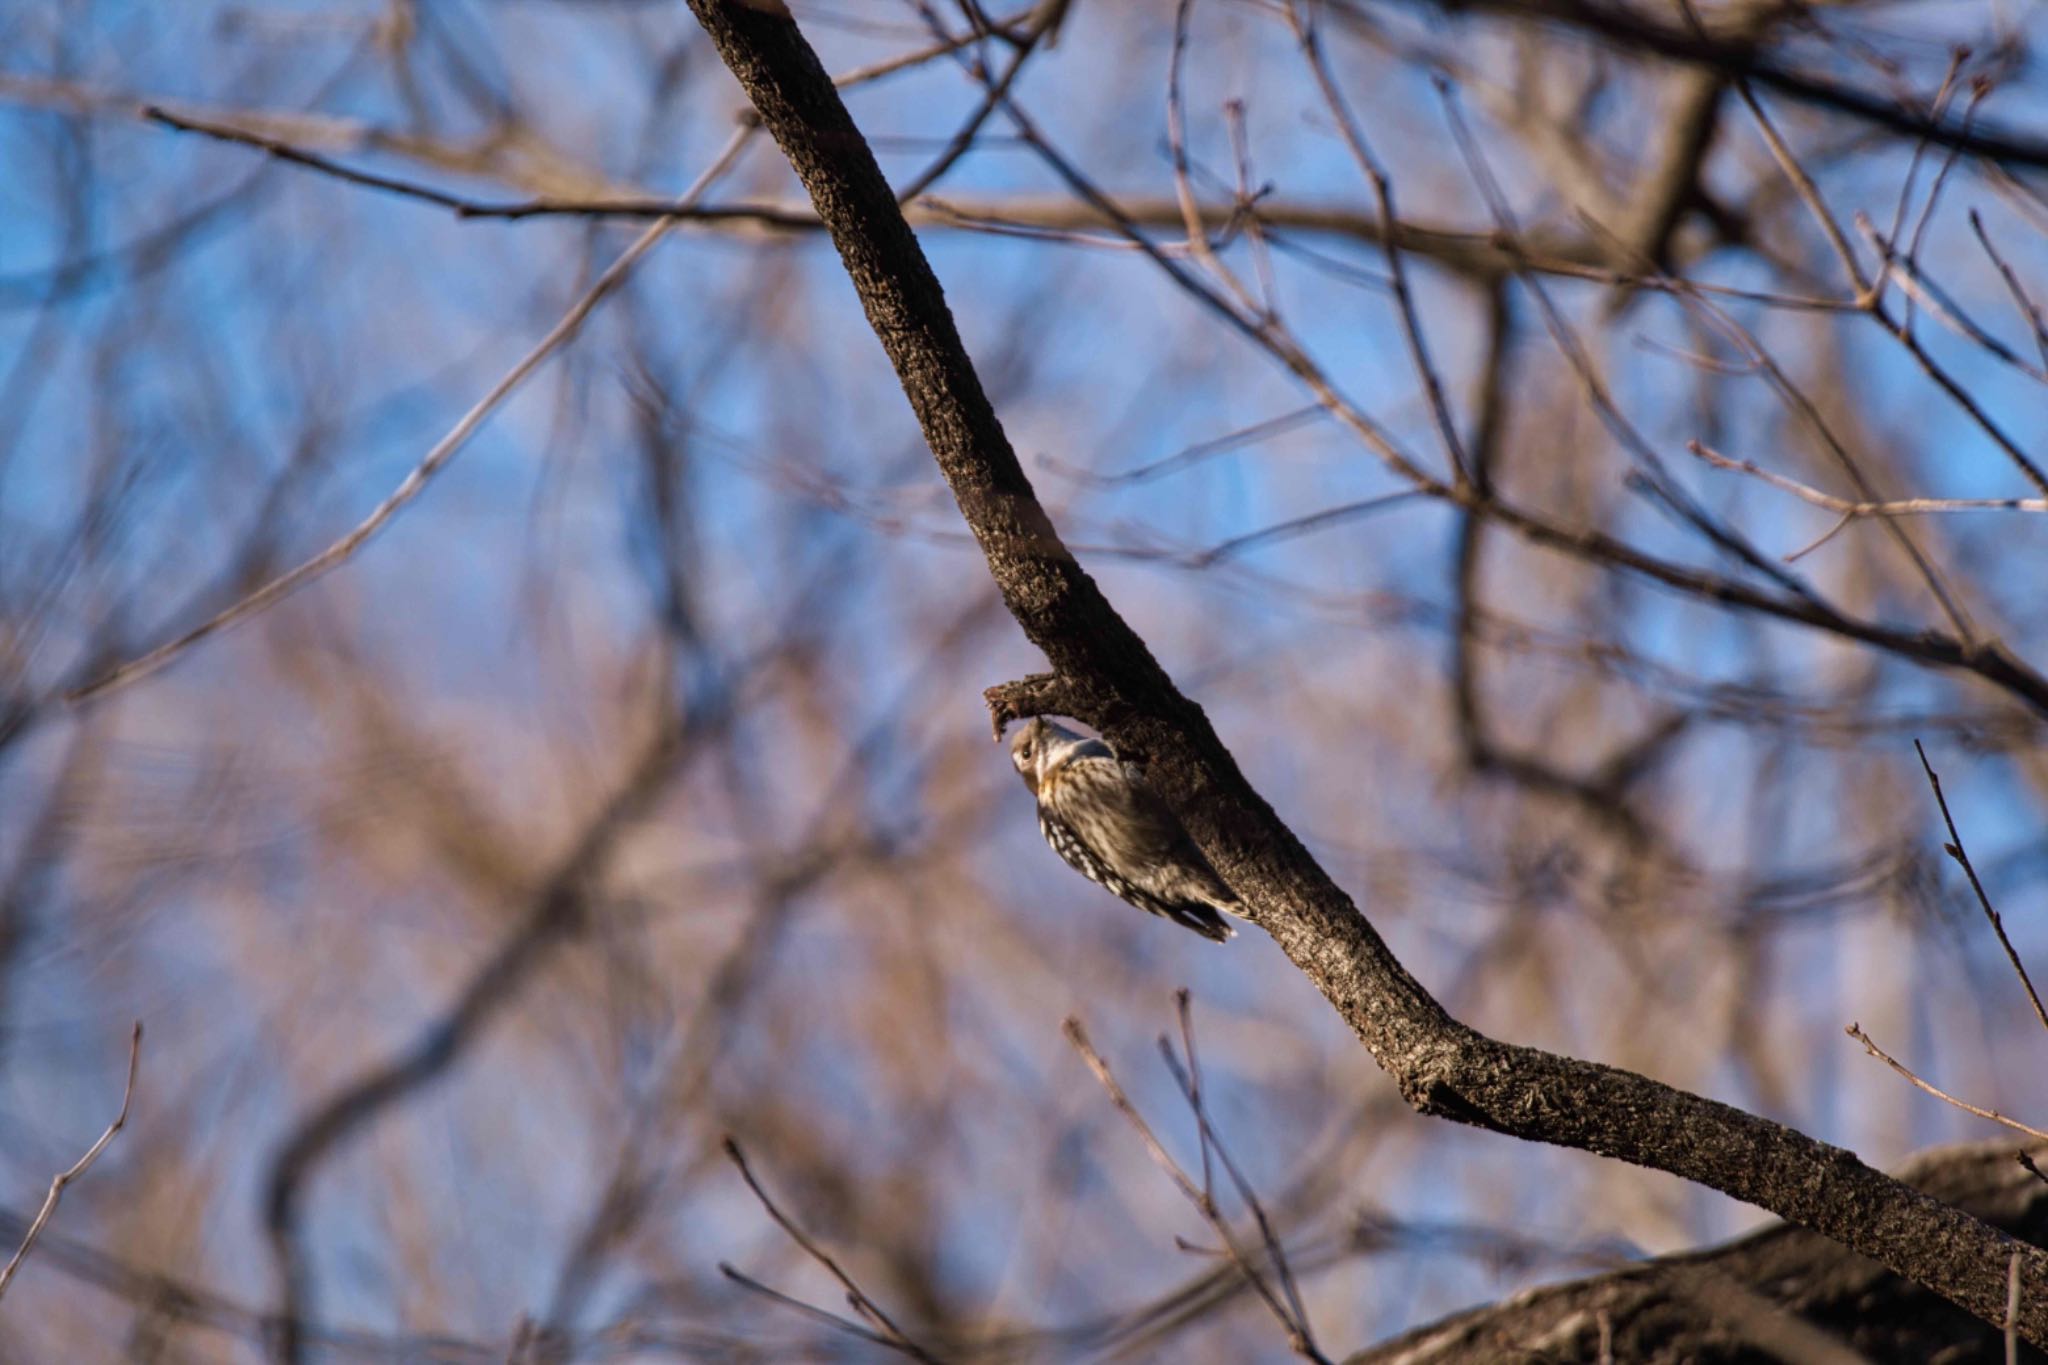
4;1;2048;1358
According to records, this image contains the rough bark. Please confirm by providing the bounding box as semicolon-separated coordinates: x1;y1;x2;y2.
1357;1141;2048;1364
679;0;2048;1344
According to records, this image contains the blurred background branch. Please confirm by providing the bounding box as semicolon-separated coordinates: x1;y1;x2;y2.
4;0;2048;1359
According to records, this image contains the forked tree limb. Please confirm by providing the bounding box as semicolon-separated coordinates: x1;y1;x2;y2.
678;0;2048;1343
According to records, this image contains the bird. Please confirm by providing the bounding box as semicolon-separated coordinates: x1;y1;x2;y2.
1007;716;1243;942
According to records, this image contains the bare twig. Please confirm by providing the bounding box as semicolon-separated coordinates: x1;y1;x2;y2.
1223;99;1281;321
1185;491;1427;566
1158;993;1319;1354
834;3;1038;86
1044;406;1324;486
1689;443;2048;520
1065;1016;1331;1362
1729;82;1871;298
141;105;511;218
1563;201;1973;633
717;1262;905;1352
1846;1023;2048;1142
1293;2;1470;485
1915;741;2048;1035
0;1022;143;1303
1875;46;1967;318
1164;0;1263;322
1899;77;1983;337
1174;990;1214;1201
892;4;1052;204
1781;514;1856;564
1859;215;2046;383
139;100;803;226
1874;309;2048;499
1726;54;2048;498
1969;207;2048;374
722;1138;939;1362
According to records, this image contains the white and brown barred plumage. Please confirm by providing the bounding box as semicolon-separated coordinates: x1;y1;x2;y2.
1007;716;1242;943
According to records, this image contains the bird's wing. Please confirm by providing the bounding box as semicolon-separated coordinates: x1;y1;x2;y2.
1051;756;1235;896
1038;757;1237;939
1044;755;1185;862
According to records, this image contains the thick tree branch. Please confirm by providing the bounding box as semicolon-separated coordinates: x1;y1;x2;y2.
1375;0;2048;173
679;0;2048;1344
982;672;1078;740
1357;1141;2048;1364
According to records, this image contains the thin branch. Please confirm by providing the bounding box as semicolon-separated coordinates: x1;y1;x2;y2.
892;4;1052;204
1160;993;1319;1354
1903;76;1985;338
1065;1017;1331;1363
140;105;502;217
1782;514;1856;563
1723;55;2048;498
1915;741;2048;1035
983;672;1080;738
80;87;1598;271
1859;215;2046;384
1875;46;1968;318
1846;1023;2048;1142
1293;2;1470;485
834;3;1037;86
1970;207;2048;374
98;92;1876;320
1873;304;2048;499
1044;405;1324;486
0;1022;142;1302
1223;99;1281;321
1689;443;2048;520
1729;80;1871;298
140;100;797;225
1164;0;1264;322
1564;202;1974;635
1186;490;1427;566
722;1138;939;1362
1175;989;1215;1202
717;1263;905;1351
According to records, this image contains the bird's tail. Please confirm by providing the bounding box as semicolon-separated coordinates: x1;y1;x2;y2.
1170;898;1235;942
1204;886;1249;921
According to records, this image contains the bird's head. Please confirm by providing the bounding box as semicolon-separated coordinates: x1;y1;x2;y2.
1009;715;1087;795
